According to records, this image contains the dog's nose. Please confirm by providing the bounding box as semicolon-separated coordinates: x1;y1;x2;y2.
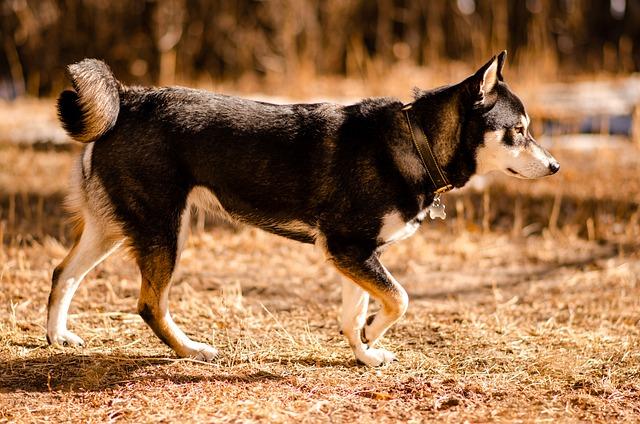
549;161;560;174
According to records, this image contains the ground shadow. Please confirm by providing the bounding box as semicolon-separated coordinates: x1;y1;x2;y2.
0;352;285;394
259;356;351;368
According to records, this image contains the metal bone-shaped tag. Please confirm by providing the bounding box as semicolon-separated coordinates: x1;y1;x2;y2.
428;195;447;220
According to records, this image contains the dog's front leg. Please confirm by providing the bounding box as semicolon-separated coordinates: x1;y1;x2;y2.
331;249;408;366
341;281;377;363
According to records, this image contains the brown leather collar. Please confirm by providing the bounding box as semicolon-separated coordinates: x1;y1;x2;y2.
402;103;453;194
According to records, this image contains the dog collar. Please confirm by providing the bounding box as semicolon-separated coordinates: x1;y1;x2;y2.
401;104;453;195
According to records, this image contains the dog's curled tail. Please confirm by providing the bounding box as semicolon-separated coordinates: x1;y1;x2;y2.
57;59;121;143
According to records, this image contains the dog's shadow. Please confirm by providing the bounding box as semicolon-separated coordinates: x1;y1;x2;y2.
0;346;352;393
0;351;289;393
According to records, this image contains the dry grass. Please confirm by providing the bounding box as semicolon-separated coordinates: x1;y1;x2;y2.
2;141;640;422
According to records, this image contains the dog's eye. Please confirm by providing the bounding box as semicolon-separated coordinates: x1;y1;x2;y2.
514;125;525;135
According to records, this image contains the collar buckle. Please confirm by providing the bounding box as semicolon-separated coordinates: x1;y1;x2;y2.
435;184;453;194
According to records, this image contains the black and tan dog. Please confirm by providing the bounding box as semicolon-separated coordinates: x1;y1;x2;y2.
47;52;558;366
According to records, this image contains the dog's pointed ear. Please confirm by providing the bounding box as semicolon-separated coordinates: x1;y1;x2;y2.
467;52;503;107
477;54;499;100
496;50;507;81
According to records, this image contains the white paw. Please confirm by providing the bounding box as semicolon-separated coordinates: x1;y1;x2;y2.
180;342;219;362
355;346;397;367
47;330;85;347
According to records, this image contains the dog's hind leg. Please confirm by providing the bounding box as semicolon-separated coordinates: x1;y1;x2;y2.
134;214;218;362
47;217;122;346
329;245;408;366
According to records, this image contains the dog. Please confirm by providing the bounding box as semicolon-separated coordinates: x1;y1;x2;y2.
47;51;558;366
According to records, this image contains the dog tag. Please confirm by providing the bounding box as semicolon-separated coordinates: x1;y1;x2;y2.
428;195;447;220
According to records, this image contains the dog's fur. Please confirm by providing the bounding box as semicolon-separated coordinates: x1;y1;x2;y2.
47;52;559;366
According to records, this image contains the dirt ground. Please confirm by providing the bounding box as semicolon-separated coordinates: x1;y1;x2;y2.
2;140;640;422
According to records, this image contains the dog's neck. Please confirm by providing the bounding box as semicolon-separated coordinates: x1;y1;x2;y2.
402;106;452;194
410;86;476;190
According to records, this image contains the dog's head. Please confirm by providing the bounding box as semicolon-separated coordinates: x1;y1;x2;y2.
463;51;559;179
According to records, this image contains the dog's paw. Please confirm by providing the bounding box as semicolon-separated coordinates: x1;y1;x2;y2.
47;330;85;347
180;342;219;362
355;346;397;367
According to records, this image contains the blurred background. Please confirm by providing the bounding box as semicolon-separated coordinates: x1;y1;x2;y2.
1;0;640;244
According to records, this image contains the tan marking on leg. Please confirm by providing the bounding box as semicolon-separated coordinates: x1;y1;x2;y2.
136;250;218;361
336;264;407;323
333;259;407;366
362;265;409;346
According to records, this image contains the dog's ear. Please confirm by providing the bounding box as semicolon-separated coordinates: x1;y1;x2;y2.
477;54;499;103
466;52;506;107
496;50;507;81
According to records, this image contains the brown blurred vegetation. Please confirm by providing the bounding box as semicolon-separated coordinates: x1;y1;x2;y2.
1;0;640;98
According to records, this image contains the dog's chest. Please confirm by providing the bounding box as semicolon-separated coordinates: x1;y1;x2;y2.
378;210;427;245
